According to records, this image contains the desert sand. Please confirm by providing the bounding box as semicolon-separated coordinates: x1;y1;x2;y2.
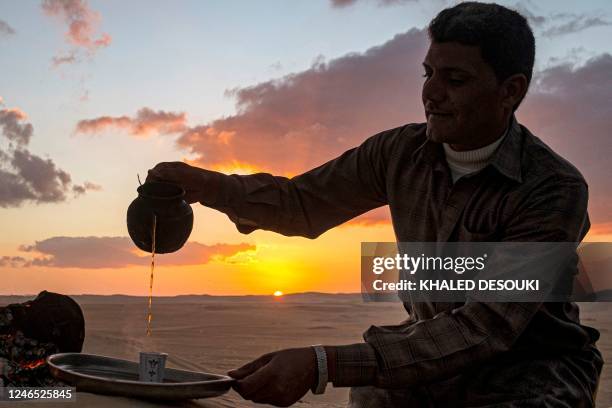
1;294;610;407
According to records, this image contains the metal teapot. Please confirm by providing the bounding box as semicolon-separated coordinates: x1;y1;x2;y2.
126;182;193;254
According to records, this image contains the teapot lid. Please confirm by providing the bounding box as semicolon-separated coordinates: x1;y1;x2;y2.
137;182;185;200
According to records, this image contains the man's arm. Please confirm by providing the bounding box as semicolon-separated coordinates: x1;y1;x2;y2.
148;129;396;239
326;176;589;388
200;132;393;238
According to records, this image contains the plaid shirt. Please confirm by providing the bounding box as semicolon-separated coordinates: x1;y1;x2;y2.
204;116;602;404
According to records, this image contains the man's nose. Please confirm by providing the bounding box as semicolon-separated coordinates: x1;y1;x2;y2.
422;74;446;104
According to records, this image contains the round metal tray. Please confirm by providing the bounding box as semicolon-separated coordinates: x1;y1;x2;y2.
47;353;234;401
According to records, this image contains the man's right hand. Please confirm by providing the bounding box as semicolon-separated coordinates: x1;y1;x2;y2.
146;161;220;204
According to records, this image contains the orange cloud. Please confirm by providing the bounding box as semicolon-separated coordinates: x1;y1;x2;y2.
76;28;612;228
11;236;256;269
178;38;611;227
157;242;257;266
176;29;430;176
41;0;111;65
75;108;188;137
210;160;267;176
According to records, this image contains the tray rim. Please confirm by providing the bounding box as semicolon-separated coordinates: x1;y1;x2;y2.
47;352;235;388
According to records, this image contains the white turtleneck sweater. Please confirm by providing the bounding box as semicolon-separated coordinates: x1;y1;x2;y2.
443;131;507;183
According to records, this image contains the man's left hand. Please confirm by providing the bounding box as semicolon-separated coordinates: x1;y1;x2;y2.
228;347;317;407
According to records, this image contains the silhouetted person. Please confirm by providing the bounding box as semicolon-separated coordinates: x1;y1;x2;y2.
148;3;602;406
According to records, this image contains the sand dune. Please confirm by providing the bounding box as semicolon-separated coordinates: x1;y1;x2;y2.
1;295;610;407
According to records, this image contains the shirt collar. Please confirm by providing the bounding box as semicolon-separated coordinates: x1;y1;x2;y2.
488;115;523;183
412;115;523;183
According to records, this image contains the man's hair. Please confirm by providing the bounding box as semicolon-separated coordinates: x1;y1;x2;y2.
428;2;535;110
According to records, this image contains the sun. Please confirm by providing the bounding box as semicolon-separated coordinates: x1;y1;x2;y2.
273;290;284;297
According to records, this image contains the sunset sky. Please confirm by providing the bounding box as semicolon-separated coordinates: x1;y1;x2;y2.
1;0;611;296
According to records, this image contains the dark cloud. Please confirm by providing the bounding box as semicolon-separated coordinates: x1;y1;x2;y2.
0;99;100;207
512;3;611;37
519;54;612;226
10;149;72;203
330;0;356;6
41;0;111;66
0;256;28;268
0;19;16;37
511;3;547;27
0;108;33;146
542;15;611;37
0;149;99;206
0;169;37;207
11;236;255;269
51;52;77;66
75;108;188;137
72;181;102;196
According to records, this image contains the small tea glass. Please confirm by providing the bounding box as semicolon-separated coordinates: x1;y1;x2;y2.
138;352;168;382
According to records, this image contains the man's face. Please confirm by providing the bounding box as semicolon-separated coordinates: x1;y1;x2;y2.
422;41;506;149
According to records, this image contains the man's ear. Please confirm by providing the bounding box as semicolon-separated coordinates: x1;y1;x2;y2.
500;73;528;111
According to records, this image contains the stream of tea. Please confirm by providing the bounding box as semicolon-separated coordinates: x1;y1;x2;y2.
146;215;156;336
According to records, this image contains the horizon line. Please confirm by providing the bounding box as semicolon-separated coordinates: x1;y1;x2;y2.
0;291;362;298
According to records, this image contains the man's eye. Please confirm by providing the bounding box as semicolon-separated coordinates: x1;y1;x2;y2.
449;78;466;85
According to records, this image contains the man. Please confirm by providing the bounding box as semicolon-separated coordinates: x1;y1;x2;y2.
147;3;602;407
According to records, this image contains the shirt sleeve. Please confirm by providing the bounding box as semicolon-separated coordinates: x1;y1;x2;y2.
332;176;590;388
201;130;394;239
